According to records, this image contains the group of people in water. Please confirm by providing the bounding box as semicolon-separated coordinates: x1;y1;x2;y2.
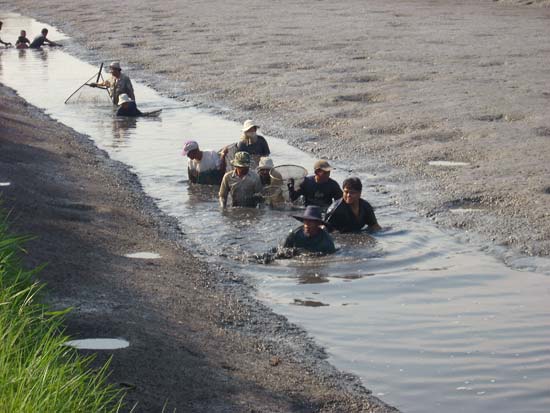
0;22;60;49
1;23;382;255
183;120;382;255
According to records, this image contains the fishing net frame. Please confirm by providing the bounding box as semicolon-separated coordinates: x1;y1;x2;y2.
64;62;112;104
270;164;308;186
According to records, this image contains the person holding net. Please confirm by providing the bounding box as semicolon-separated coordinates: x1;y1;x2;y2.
325;177;382;233
288;159;342;210
91;61;135;106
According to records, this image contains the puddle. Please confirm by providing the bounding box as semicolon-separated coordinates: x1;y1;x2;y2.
0;182;11;186
428;160;470;167
1;13;550;413
449;208;483;214
124;252;162;259
64;338;130;350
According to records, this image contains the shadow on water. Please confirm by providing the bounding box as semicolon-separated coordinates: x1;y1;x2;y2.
1;13;550;413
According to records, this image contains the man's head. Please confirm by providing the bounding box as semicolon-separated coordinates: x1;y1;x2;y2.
20;30;26;36
242;120;259;139
231;151;251;176
109;61;122;77
257;157;274;178
41;28;48;36
313;159;332;183
117;93;133;109
342;177;362;205
293;205;324;237
182;140;200;158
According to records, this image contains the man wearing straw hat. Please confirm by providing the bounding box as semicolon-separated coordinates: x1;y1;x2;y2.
283;205;336;254
288;159;343;209
91;61;135;106
219;151;262;208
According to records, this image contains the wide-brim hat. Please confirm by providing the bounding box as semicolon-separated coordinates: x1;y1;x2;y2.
292;205;325;223
242;119;259;132
231;151;251;167
117;93;133;106
257;157;274;171
109;61;121;70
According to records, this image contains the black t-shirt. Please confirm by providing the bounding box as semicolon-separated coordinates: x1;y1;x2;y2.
116;102;143;117
236;135;270;156
290;176;343;208
29;35;46;49
325;198;378;232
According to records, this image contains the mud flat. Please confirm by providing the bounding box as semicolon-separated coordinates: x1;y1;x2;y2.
0;83;397;411
2;0;549;258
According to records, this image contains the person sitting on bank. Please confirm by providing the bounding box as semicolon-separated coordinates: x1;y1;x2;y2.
288;159;343;209
0;21;13;48
183;140;227;185
325;177;382;233
29;28;60;48
15;30;30;49
257;157;274;187
91;61;135;106
283;205;336;254
116;94;142;117
219;151;263;208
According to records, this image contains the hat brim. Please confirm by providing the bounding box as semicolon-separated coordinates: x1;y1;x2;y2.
231;161;250;168
242;125;259;132
315;166;332;172
292;215;325;223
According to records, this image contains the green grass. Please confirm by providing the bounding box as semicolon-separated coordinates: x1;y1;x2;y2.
0;216;124;413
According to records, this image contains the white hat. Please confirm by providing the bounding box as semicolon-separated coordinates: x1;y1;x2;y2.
242;119;259;132
109;61;121;70
182;140;199;156
257;157;274;170
117;94;133;105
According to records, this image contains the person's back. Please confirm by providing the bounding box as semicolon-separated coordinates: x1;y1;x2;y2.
188;150;224;185
29;34;45;48
116;101;142;117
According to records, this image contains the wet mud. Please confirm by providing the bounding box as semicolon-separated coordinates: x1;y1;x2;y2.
0;85;396;411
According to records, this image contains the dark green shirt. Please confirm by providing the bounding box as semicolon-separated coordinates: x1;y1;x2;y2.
283;226;336;254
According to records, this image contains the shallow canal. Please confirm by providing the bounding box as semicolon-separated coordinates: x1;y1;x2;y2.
1;13;549;413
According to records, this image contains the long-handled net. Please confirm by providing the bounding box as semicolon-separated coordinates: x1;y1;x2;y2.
64;63;112;104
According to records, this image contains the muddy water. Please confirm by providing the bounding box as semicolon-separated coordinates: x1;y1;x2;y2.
1;13;550;413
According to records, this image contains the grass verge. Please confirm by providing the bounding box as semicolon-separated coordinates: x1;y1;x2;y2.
0;214;123;412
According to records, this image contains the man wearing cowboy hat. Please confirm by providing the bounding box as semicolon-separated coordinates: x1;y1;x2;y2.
283;205;336;254
116;93;143;117
91;61;135;105
288;159;343;209
219;151;263;208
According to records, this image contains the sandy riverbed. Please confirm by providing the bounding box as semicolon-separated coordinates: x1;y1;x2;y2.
1;0;549;257
0;85;397;412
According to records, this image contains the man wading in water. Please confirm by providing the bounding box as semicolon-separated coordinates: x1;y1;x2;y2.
223;120;270;170
0;21;13;48
29;28;60;48
91;61;135;106
283;205;336;254
183;140;227;185
219;151;262;208
288;159;343;209
325;177;382;233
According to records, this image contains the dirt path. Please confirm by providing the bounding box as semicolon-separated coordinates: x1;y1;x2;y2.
0;84;396;412
2;0;548;257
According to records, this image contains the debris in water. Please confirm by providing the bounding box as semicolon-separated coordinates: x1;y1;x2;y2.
0;182;11;187
428;161;470;167
64;338;130;350
124;252;161;259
